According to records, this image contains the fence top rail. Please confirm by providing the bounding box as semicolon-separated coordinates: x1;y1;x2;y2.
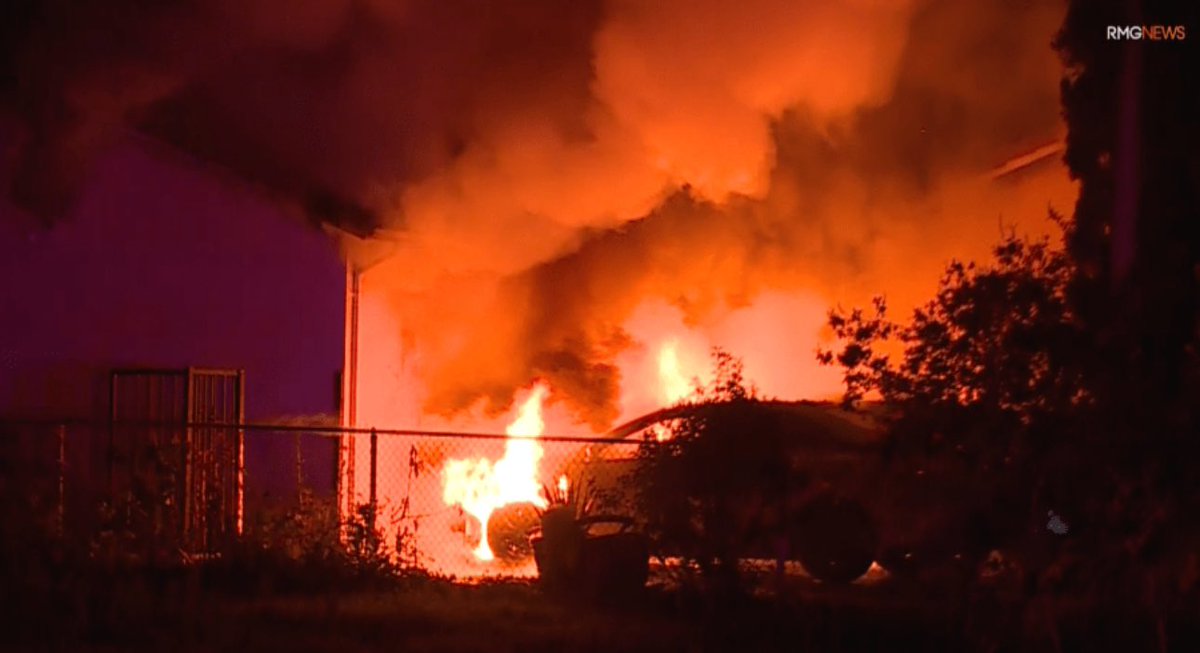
110;368;190;377
0;417;647;445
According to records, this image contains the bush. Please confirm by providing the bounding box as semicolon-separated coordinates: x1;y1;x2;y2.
634;350;790;593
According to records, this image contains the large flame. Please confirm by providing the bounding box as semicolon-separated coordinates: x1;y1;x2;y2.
657;339;694;405
442;383;549;561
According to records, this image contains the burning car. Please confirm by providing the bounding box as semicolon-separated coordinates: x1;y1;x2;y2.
560;399;998;586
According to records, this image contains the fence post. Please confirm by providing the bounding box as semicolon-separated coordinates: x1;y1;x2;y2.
56;424;66;539
295;431;303;504
369;427;378;530
107;371;117;503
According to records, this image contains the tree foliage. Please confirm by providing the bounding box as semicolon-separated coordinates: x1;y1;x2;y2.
819;221;1086;468
819;208;1199;629
1055;0;1199;409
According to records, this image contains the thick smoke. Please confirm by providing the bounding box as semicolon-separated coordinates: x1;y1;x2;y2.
2;0;1075;429
374;0;1076;429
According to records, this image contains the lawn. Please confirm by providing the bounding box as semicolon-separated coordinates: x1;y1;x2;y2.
9;562;1200;652
15;570;981;653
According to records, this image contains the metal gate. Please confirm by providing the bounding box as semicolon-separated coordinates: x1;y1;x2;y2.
110;368;244;554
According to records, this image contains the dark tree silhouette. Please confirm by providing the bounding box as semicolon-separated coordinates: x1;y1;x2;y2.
820;222;1084;451
1054;2;1200;623
820;2;1199;642
820;223;1083;430
1056;0;1199;412
819;223;1088;553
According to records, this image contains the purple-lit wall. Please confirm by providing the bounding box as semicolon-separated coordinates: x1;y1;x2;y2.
1;131;347;517
0;134;345;423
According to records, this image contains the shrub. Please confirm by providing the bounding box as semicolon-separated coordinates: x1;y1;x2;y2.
634;350;789;593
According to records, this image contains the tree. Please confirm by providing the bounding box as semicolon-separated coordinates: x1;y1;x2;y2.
1054;0;1199;566
819;220;1086;470
820;215;1199;644
1055;0;1199;412
815;3;1199;643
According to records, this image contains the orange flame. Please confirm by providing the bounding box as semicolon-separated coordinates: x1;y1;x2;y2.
657;339;694;405
442;383;550;561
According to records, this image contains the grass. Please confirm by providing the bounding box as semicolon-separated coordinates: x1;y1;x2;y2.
12;569;971;653
24;577;696;653
9;564;1200;652
3;511;1197;652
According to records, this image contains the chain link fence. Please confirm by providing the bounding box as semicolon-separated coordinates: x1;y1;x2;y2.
341;428;643;577
0;419;643;578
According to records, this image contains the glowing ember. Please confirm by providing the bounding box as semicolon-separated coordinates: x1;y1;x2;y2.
557;474;569;498
442;383;550;561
